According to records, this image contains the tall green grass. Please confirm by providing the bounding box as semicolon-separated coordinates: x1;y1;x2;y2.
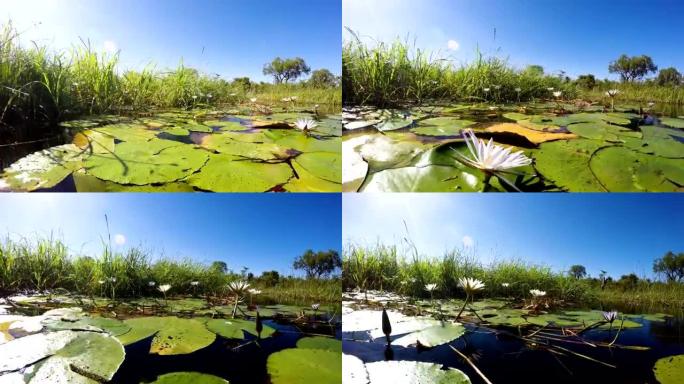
343;30;575;107
0;21;340;146
343;243;684;310
0;235;338;306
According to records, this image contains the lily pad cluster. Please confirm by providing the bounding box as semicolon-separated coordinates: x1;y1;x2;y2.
1;110;341;192
342;105;684;192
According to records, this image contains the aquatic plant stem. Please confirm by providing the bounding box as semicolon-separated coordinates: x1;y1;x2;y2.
456;294;469;319
449;345;494;384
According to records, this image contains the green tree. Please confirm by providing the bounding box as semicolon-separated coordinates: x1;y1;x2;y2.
293;249;341;279
608;54;657;82
656;67;682;86
653;251;684;282
308;68;338;88
524;65;545;77
260;270;280;286
617;273;639;290
210;261;228;274
569;265;587;279
576;74;597;89
263;57;311;84
232;77;252;91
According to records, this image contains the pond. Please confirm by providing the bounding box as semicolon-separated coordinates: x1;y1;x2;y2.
0;107;342;192
0;296;342;384
342;102;684;192
342;291;684;384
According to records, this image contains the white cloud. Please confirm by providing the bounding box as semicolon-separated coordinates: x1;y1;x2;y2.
103;40;118;54
462;235;474;248
114;234;126;246
447;39;460;51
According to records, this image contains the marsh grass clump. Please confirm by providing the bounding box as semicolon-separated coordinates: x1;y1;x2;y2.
342;243;684;312
342;30;574;107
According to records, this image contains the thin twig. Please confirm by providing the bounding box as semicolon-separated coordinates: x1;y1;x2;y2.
449;344;494;384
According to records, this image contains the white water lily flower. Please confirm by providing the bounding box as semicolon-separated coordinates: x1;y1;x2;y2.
109;277;117;283
547;87;555;91
228;280;250;293
291;96;298;100
514;88;522;92
424;283;438;292
207;94;213;98
294;118;318;131
248;288;261;295
606;89;619;97
98;280;105;285
483;88;490;92
458;277;485;294
602;310;618;323
501;283;510;288
456;129;533;172
250;97;257;103
148;281;156;287
647;101;655;107
281;97;291;102
314;104;320;108
553;91;562;98
311;303;320;310
530;289;546;297
192;95;198;99
158;284;171;293
190;281;200;286
72;82;79;87
229;93;237;96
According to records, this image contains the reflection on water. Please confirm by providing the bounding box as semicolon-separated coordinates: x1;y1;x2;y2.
344;314;684;384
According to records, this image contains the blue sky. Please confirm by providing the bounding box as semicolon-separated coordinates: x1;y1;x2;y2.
343;0;684;79
3;0;340;81
0;194;341;276
343;194;684;280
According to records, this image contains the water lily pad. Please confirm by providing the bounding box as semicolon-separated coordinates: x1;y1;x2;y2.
639;125;684;158
116;317;160;346
392;321;466;348
410;117;475;136
200;135;287;161
293;152;341;183
361;164;483;192
377;118;413;132
653;354;684;384
296;337;341;352
205;318;275;339
344;121;379;130
84;140;208;185
93;124;158;142
30;332;125;383
151;372;229;384
0;331;79;372
659;117;684;129
186;154;292;192
342;354;368;384
2;144;84;191
567;122;638;142
275;134;340;153
284;159;342;192
43;316;130;337
267;348;341;384
485;123;577;144
365;361;471;384
532;140;606;191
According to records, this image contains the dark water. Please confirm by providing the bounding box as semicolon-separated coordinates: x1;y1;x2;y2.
114;320;341;384
343;316;684;384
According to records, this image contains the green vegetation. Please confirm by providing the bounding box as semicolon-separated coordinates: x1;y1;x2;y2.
0;21;340;161
0;234;340;307
342;32;684;107
342;243;684;313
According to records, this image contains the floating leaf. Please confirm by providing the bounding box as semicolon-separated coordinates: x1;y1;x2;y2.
410;117;475;136
392;321;466;348
186;154;292;192
365;361;471;384
653;354;684;384
151;372;229;384
659;117;684;129
485;123;577;144
296;337;341;352
293;152;341;183
205;318;275;340
342;354;369;384
267;349;341;384
532;140;606;192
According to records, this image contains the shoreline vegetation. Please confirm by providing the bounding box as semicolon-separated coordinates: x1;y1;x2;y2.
0;235;341;308
0;21;341;148
342;30;684;109
342;243;684;316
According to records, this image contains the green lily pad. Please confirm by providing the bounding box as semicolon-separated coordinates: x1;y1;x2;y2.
296;337;341;352
533;140;606;191
293;152;341;183
653;354;684;384
150;317;215;355
116;317;160;346
1;144;84;191
659;117;684;129
151;372;229;384
365;361;471;384
84;140;208;185
0;331;79;372
361;164;483;192
205;318;275;339
639;125;684;158
43;316;131;337
200;135;287;161
285;159;342;192
30;332;125;383
93;124;159;142
275;134;340;153
267;349;341;384
186;154;292;192
567;122;638;141
377;118;413;132
410;117;475;136
392;321;466;348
